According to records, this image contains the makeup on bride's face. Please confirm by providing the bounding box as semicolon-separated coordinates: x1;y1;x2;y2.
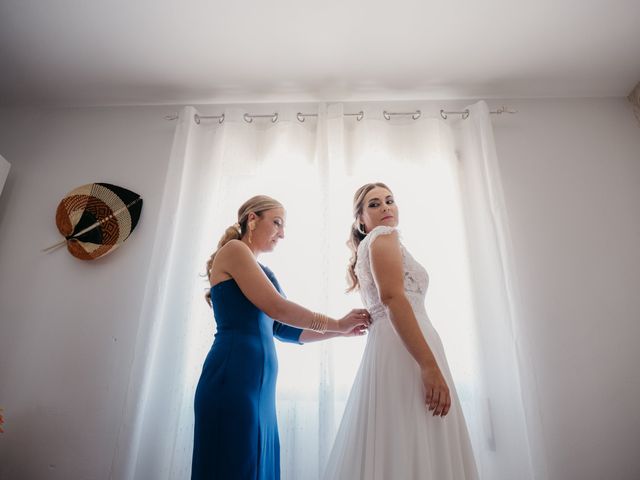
361;188;399;232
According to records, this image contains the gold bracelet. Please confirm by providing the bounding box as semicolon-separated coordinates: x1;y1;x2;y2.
317;313;328;334
310;312;320;333
311;312;329;334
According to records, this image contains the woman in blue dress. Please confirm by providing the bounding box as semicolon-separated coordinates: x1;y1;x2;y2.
192;195;370;480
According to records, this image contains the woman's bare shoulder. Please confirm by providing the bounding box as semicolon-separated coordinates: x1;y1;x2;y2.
209;240;252;284
216;239;251;258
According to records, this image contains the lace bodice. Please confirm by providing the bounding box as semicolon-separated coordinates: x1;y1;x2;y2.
355;226;429;320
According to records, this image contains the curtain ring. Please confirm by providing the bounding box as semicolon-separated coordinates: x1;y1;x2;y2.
356;111;364;121
218;113;225;124
243;113;253;123
271;113;278;123
439;110;448;120
412;110;422;120
194;113;201;125
297;112;305;122
383;111;391;120
462;110;470;120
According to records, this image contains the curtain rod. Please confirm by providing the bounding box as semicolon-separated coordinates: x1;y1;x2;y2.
164;106;517;124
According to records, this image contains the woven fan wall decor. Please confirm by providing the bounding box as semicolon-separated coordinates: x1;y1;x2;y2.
44;183;143;260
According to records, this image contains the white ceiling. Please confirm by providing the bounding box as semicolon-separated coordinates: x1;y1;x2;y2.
1;0;639;107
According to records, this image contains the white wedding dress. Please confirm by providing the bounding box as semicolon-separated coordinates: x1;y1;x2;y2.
322;226;479;480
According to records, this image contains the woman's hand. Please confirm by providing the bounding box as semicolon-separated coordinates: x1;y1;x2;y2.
342;324;369;337
421;364;451;417
335;309;370;334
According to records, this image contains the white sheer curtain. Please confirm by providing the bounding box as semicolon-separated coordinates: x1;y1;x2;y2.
112;101;546;480
0;154;9;197
455;101;548;480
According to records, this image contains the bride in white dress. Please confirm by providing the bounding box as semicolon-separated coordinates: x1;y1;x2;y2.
322;182;479;480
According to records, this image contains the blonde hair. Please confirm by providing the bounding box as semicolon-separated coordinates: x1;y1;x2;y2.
346;182;392;292
204;195;284;305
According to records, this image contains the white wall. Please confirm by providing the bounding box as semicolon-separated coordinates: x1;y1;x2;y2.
0;99;638;480
489;98;640;480
0;106;176;479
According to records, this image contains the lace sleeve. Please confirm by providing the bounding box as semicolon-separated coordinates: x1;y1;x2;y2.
366;225;397;251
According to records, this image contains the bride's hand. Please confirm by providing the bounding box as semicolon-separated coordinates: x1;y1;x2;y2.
335;309;370;334
421;364;451;417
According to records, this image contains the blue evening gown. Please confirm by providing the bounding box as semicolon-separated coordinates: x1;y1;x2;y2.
192;264;303;480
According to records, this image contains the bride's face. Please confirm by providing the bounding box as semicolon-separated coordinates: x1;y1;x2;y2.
359;187;399;233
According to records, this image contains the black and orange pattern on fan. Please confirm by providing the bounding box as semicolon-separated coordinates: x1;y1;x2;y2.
54;182;143;260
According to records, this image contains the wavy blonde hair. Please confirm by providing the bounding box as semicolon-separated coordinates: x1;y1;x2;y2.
204;195;284;305
346;182;391;292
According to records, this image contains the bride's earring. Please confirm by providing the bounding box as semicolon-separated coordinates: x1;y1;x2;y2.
357;222;366;234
